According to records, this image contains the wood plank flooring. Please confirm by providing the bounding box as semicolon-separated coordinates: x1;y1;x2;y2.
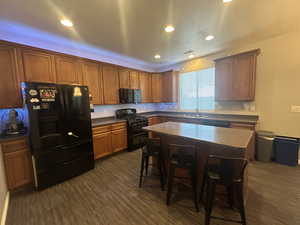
6;150;300;225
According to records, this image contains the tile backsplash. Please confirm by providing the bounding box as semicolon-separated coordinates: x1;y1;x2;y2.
91;103;178;119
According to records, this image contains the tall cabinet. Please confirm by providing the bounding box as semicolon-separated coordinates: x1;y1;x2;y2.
102;64;120;104
151;73;163;103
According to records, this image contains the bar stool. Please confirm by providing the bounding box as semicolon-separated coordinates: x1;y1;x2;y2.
166;144;199;212
139;138;166;191
200;155;248;225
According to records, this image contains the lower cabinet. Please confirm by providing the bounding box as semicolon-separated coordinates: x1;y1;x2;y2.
93;132;112;159
1;138;33;191
92;122;127;159
111;128;127;153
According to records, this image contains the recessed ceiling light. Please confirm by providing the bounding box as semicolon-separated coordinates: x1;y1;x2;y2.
188;54;195;59
154;54;161;59
223;0;233;3
165;25;175;33
205;35;215;41
60;19;73;27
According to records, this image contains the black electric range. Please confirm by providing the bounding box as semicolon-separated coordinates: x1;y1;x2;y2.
115;108;148;151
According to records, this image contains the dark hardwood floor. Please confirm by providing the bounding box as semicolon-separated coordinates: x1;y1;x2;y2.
6;150;300;225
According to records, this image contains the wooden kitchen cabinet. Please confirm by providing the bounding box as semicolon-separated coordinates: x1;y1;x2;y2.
129;70;140;89
215;49;259;101
139;72;152;103
230;122;256;130
111;128;127;152
102;64;120;104
0;44;23;108
55;55;82;84
151;73;163;102
119;69;130;89
162;70;179;103
92;122;127;159
82;60;104;105
22;49;56;83
93;132;112;159
2;138;33;190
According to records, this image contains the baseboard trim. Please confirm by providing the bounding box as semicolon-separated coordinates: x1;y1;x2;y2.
1;192;9;225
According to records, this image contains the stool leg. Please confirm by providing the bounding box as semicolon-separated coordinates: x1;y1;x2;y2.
199;173;207;204
139;154;145;188
145;156;150;176
191;168;199;212
205;179;216;225
158;157;165;191
236;183;246;225
226;185;234;209
166;164;175;205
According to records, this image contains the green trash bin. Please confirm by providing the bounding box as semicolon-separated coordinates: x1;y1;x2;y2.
256;131;275;162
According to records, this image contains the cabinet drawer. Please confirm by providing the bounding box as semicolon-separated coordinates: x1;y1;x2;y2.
93;125;112;134
111;122;127;131
2;138;27;153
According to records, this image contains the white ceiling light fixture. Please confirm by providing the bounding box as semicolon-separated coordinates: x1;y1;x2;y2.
205;35;215;41
60;19;73;27
154;54;161;59
165;25;175;33
223;0;233;3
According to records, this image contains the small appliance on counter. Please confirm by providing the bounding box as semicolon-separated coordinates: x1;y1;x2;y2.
0;109;27;137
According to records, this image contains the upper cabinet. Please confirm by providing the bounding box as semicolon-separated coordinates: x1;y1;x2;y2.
22;49;56;83
129;70;140;89
215;49;260;101
139;72;152;103
0;44;24;108
102;64;119;104
82;60;104;105
55;56;82;85
119;69;130;89
151;73;163;103
162;70;179;103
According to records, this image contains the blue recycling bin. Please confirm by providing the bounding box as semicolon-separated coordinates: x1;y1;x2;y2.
274;136;299;166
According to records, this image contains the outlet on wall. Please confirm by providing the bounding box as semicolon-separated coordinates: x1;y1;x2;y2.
290;105;300;113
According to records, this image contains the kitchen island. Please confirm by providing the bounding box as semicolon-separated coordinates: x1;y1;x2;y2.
143;122;255;198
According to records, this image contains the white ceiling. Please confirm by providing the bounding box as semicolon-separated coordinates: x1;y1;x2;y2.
0;0;299;71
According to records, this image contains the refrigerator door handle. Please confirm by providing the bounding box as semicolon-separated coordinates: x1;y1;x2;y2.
67;132;79;138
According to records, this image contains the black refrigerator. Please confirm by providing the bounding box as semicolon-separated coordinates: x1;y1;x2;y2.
23;82;94;190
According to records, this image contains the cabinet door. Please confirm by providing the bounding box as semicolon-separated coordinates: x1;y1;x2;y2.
3;149;33;190
162;71;179;103
22;49;56;83
151;73;162;102
129;70;140;89
139;72;152;103
55;56;82;84
102;64;119;104
82;61;103;105
0;45;23;108
119;69;130;89
215;57;234;101
93;132;112;159
111;128;128;152
232;54;256;100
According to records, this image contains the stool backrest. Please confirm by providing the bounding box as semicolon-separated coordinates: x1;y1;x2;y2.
206;155;248;185
146;138;161;154
168;144;197;167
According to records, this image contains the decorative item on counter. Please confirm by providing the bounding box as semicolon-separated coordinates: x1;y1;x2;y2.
0;109;27;136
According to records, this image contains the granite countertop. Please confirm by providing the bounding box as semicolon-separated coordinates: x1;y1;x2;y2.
0;134;27;144
139;111;258;125
143;122;254;149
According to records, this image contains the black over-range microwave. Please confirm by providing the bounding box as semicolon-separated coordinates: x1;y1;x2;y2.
119;88;141;104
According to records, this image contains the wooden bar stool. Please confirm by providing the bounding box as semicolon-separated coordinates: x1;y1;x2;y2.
200;155;248;225
139;138;166;191
166;144;199;212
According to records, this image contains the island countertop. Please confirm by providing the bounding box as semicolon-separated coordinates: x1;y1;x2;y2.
143;121;254;149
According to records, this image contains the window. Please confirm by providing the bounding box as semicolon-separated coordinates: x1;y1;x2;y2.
179;67;215;111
